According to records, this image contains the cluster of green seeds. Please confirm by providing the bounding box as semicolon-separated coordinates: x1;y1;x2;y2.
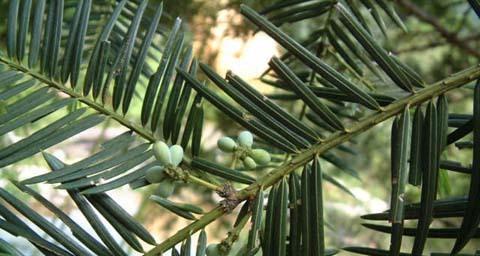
145;141;184;198
217;131;271;169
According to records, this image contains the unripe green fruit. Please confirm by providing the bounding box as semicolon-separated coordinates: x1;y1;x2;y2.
243;156;257;169
145;166;166;183
237;131;253;148
169;145;184;167
217;137;237;152
206;244;221;256
153;141;171;166
154;180;175;198
249;149;271;165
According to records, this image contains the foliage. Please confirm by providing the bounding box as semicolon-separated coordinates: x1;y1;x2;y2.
0;0;480;255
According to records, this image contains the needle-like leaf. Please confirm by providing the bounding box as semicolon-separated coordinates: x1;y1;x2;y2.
452;80;480;253
240;4;381;110
409;106;424;186
412;101;438;255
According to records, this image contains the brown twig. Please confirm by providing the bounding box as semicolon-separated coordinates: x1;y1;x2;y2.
397;0;480;58
396;34;480;54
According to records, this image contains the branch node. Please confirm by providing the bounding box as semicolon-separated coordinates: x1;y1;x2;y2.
218;183;241;213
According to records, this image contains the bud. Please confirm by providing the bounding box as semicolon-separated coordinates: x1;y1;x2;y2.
243;156;257;169
145;166;166;183
170;145;184;167
237;131;253;148
217;137;237;152
249;149;271;165
154;181;175;198
153;141;171;166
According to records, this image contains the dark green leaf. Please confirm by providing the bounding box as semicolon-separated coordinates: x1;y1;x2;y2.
240;5;381;110
301;165;311;256
452;80;480;254
164;47;193;139
178;69;298;153
344;246;409;256
273;178;288;256
412;101;438;255
226;72;319;143
196;229;207;256
172;59;198;143
409;106;424;186
191;158;255;184
262;184;277;256
0;218;71;256
90;194;156;245
364;223;480;239
389;108;410;255
50;143;150;183
247;188;264;254
81;161;157;194
28;0;45;68
17;0;32;62
0;188;92;255
201;63;311;148
123;2;164;114
11;181;110;256
7;0;19;59
0;203;71;255
111;0;148;111
141;18;182;126
270;57;344;131
42;153;127;256
288;173;301;256
84;0;128;96
311;157;325;256
87;197;144;252
150;195;197;220
336;4;413;93
192;104;203;156
375;0;408;32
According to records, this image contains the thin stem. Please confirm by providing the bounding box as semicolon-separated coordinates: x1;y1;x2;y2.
0;56;218;195
230;155;238;169
0;57;157;142
145;64;480;254
221;211;251;253
327;48;375;90
397;0;480;58
186;173;221;191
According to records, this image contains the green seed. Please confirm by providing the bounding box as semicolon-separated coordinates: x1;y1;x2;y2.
154;180;175;198
153;141;171;166
206;244;221;256
218;137;237;152
169;145;184;167
238;131;253;148
243;157;257;169
249;149;271;165
145;166;166;184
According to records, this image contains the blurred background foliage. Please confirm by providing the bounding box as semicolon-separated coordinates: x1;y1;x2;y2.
0;0;479;254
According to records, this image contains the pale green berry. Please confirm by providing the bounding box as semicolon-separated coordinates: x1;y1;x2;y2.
249;149;271;165
243;156;257;169
145;166;166;183
206;244;221;256
153;141;171;166
238;131;253;148
217;137;237;152
169;145;184;167
154;180;175;198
